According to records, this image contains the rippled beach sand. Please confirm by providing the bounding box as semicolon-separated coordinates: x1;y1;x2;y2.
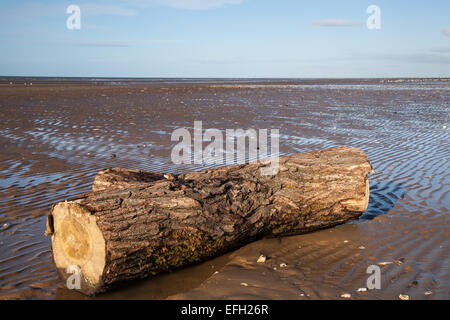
0;78;448;299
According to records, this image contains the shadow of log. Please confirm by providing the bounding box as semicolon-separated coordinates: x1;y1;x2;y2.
360;181;406;220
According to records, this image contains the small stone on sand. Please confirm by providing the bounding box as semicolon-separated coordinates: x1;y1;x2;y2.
280;263;287;268
257;254;266;263
240;282;248;287
424;291;432;296
399;294;409;300
357;288;367;292
340;293;351;299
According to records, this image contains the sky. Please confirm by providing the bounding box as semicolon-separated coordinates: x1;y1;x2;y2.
0;0;449;78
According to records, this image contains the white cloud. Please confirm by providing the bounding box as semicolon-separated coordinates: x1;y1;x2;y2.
0;2;137;20
82;4;138;16
430;47;450;53
396;53;450;64
150;0;244;10
441;27;450;36
355;51;450;65
310;19;363;27
74;41;132;47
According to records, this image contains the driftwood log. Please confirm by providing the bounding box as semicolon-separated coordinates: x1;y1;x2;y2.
45;147;373;295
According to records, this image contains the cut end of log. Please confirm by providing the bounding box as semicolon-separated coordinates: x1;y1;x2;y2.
48;201;106;294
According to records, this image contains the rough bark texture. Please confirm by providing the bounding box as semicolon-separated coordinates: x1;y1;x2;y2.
46;147;373;295
92;168;165;192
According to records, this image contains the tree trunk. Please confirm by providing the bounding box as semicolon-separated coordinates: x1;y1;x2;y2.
45;147;373;295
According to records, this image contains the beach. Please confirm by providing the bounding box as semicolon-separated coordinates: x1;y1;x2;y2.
0;78;448;299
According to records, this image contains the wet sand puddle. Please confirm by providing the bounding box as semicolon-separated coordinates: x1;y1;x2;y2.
0;79;448;299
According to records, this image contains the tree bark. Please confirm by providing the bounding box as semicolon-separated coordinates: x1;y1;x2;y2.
45;147;373;295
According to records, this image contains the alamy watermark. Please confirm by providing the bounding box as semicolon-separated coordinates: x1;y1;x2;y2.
170;121;279;175
66;4;81;30
66;265;81;290
366;264;382;289
366;5;381;30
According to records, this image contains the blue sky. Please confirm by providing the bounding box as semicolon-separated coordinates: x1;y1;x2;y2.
1;0;449;78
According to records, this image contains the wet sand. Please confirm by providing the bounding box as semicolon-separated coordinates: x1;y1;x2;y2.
0;78;448;299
